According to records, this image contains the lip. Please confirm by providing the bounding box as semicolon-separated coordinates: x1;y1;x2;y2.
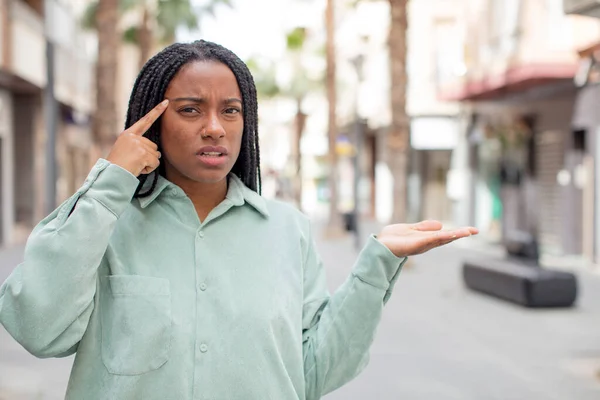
196;146;229;167
196;146;228;155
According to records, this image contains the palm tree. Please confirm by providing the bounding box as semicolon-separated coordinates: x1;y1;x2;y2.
85;0;231;155
86;0;231;70
93;0;120;158
131;0;220;68
387;0;409;222
286;27;309;209
248;27;316;209
325;0;343;232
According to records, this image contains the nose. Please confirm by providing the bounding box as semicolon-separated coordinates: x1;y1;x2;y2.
203;112;225;139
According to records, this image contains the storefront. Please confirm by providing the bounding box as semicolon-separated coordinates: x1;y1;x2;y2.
409;116;459;224
461;82;579;255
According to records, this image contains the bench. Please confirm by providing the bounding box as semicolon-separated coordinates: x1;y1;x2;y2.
463;258;577;307
462;230;577;308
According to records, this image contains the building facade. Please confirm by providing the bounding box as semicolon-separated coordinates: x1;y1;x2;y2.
324;0;462;225
0;0;95;246
439;0;600;259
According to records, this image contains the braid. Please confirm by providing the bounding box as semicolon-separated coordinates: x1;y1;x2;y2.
124;40;262;197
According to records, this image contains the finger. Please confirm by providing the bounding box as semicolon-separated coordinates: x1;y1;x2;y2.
128;99;169;136
140;152;161;174
139;137;159;152
432;228;472;243
449;228;474;240
124;133;159;153
145;147;161;160
412;220;443;232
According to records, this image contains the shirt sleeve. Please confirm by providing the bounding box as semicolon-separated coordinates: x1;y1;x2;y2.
0;159;139;358
302;223;406;400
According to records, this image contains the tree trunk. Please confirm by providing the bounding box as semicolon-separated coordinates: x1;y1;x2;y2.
325;0;342;231
93;0;120;159
293;98;306;210
388;0;409;223
138;5;153;70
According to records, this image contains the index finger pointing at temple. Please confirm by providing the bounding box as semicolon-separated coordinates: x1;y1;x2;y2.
128;99;169;136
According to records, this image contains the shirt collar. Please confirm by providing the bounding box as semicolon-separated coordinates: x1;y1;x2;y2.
136;173;269;218
136;173;172;208
227;174;269;218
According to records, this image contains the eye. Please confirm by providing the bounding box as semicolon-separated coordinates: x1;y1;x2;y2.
224;108;241;115
179;107;200;115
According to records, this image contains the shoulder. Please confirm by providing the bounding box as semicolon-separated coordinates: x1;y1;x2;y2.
263;198;311;234
263;197;308;222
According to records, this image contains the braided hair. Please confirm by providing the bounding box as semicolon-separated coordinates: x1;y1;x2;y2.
125;40;261;197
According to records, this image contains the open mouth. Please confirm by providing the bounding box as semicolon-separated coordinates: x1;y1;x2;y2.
199;152;224;157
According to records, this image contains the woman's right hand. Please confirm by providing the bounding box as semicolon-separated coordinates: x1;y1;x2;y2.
106;99;169;177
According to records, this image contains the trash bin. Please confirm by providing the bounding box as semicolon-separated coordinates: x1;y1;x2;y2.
343;212;356;232
504;230;539;263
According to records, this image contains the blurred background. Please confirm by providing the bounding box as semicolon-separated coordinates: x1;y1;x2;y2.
1;0;600;399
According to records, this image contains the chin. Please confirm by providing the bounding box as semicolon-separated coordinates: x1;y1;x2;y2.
187;169;231;184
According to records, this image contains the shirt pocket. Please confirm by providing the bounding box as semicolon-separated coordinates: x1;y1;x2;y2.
100;275;172;375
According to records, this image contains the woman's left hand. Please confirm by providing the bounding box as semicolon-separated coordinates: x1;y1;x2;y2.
377;220;479;258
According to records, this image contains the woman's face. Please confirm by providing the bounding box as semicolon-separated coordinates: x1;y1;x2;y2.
160;60;244;185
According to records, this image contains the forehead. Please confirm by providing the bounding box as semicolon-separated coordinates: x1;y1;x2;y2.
165;60;241;96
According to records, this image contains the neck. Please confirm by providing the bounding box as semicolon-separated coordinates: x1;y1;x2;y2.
165;169;228;222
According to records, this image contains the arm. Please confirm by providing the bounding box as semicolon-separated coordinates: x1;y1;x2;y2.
0;100;166;358
0;160;139;358
302;224;406;400
302;219;478;399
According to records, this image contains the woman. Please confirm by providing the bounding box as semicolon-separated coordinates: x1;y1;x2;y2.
0;40;477;400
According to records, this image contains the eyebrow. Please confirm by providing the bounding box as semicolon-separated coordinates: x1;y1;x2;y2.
169;97;242;105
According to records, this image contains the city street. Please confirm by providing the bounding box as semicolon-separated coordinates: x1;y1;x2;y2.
1;224;600;399
3;0;600;399
321;225;600;400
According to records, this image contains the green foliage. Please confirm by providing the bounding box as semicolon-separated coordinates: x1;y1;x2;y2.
81;1;98;30
156;0;199;43
81;0;232;43
81;0;141;30
286;27;307;52
122;26;138;44
120;0;140;11
248;26;325;102
246;57;281;99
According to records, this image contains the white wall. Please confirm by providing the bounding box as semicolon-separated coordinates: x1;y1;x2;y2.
11;1;46;87
48;0;95;113
407;0;461;117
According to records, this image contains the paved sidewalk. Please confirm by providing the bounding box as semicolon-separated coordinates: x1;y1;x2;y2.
0;245;75;400
317;222;600;400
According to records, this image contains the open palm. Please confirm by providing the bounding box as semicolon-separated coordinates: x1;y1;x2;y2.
377;220;479;258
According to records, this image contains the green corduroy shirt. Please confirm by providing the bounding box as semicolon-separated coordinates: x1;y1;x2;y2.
0;159;406;400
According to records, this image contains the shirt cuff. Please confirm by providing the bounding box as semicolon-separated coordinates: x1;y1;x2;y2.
79;159;140;217
352;235;407;302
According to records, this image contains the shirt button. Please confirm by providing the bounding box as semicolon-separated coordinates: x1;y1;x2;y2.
170;188;178;196
199;343;208;353
197;231;204;238
199;283;207;291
